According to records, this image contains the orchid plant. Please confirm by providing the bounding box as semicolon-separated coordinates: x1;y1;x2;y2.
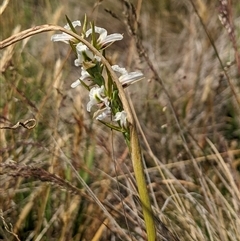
51;16;156;240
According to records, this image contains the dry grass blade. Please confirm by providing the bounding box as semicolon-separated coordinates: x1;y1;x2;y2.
0;0;9;15
206;138;240;202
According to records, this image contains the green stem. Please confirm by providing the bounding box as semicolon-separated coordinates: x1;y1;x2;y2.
130;125;156;241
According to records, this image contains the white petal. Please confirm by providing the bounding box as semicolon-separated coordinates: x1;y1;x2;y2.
96;107;111;120
97;28;108;43
76;43;94;61
74;59;81;67
89;86;104;102
119;72;144;85
111;65;128;75
86;27;122;46
51;20;81;43
87;99;96;112
51;33;72;42
114;111;127;128
86;26;107;39
95;56;102;62
76;43;88;52
71;79;81;88
80;68;91;80
87;86;107;112
85;49;94;60
64;20;81;30
101;34;123;45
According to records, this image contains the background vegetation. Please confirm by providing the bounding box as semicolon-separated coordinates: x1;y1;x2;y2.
0;0;240;240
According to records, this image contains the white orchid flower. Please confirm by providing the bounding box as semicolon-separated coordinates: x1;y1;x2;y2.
86;26;123;47
87;85;108;112
112;65;144;86
51;20;81;43
95;107;112;120
114;111;128;128
74;43;101;66
71;67;92;88
74;43;95;66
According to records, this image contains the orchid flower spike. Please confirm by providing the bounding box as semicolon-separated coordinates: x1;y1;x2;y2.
51;20;81;43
